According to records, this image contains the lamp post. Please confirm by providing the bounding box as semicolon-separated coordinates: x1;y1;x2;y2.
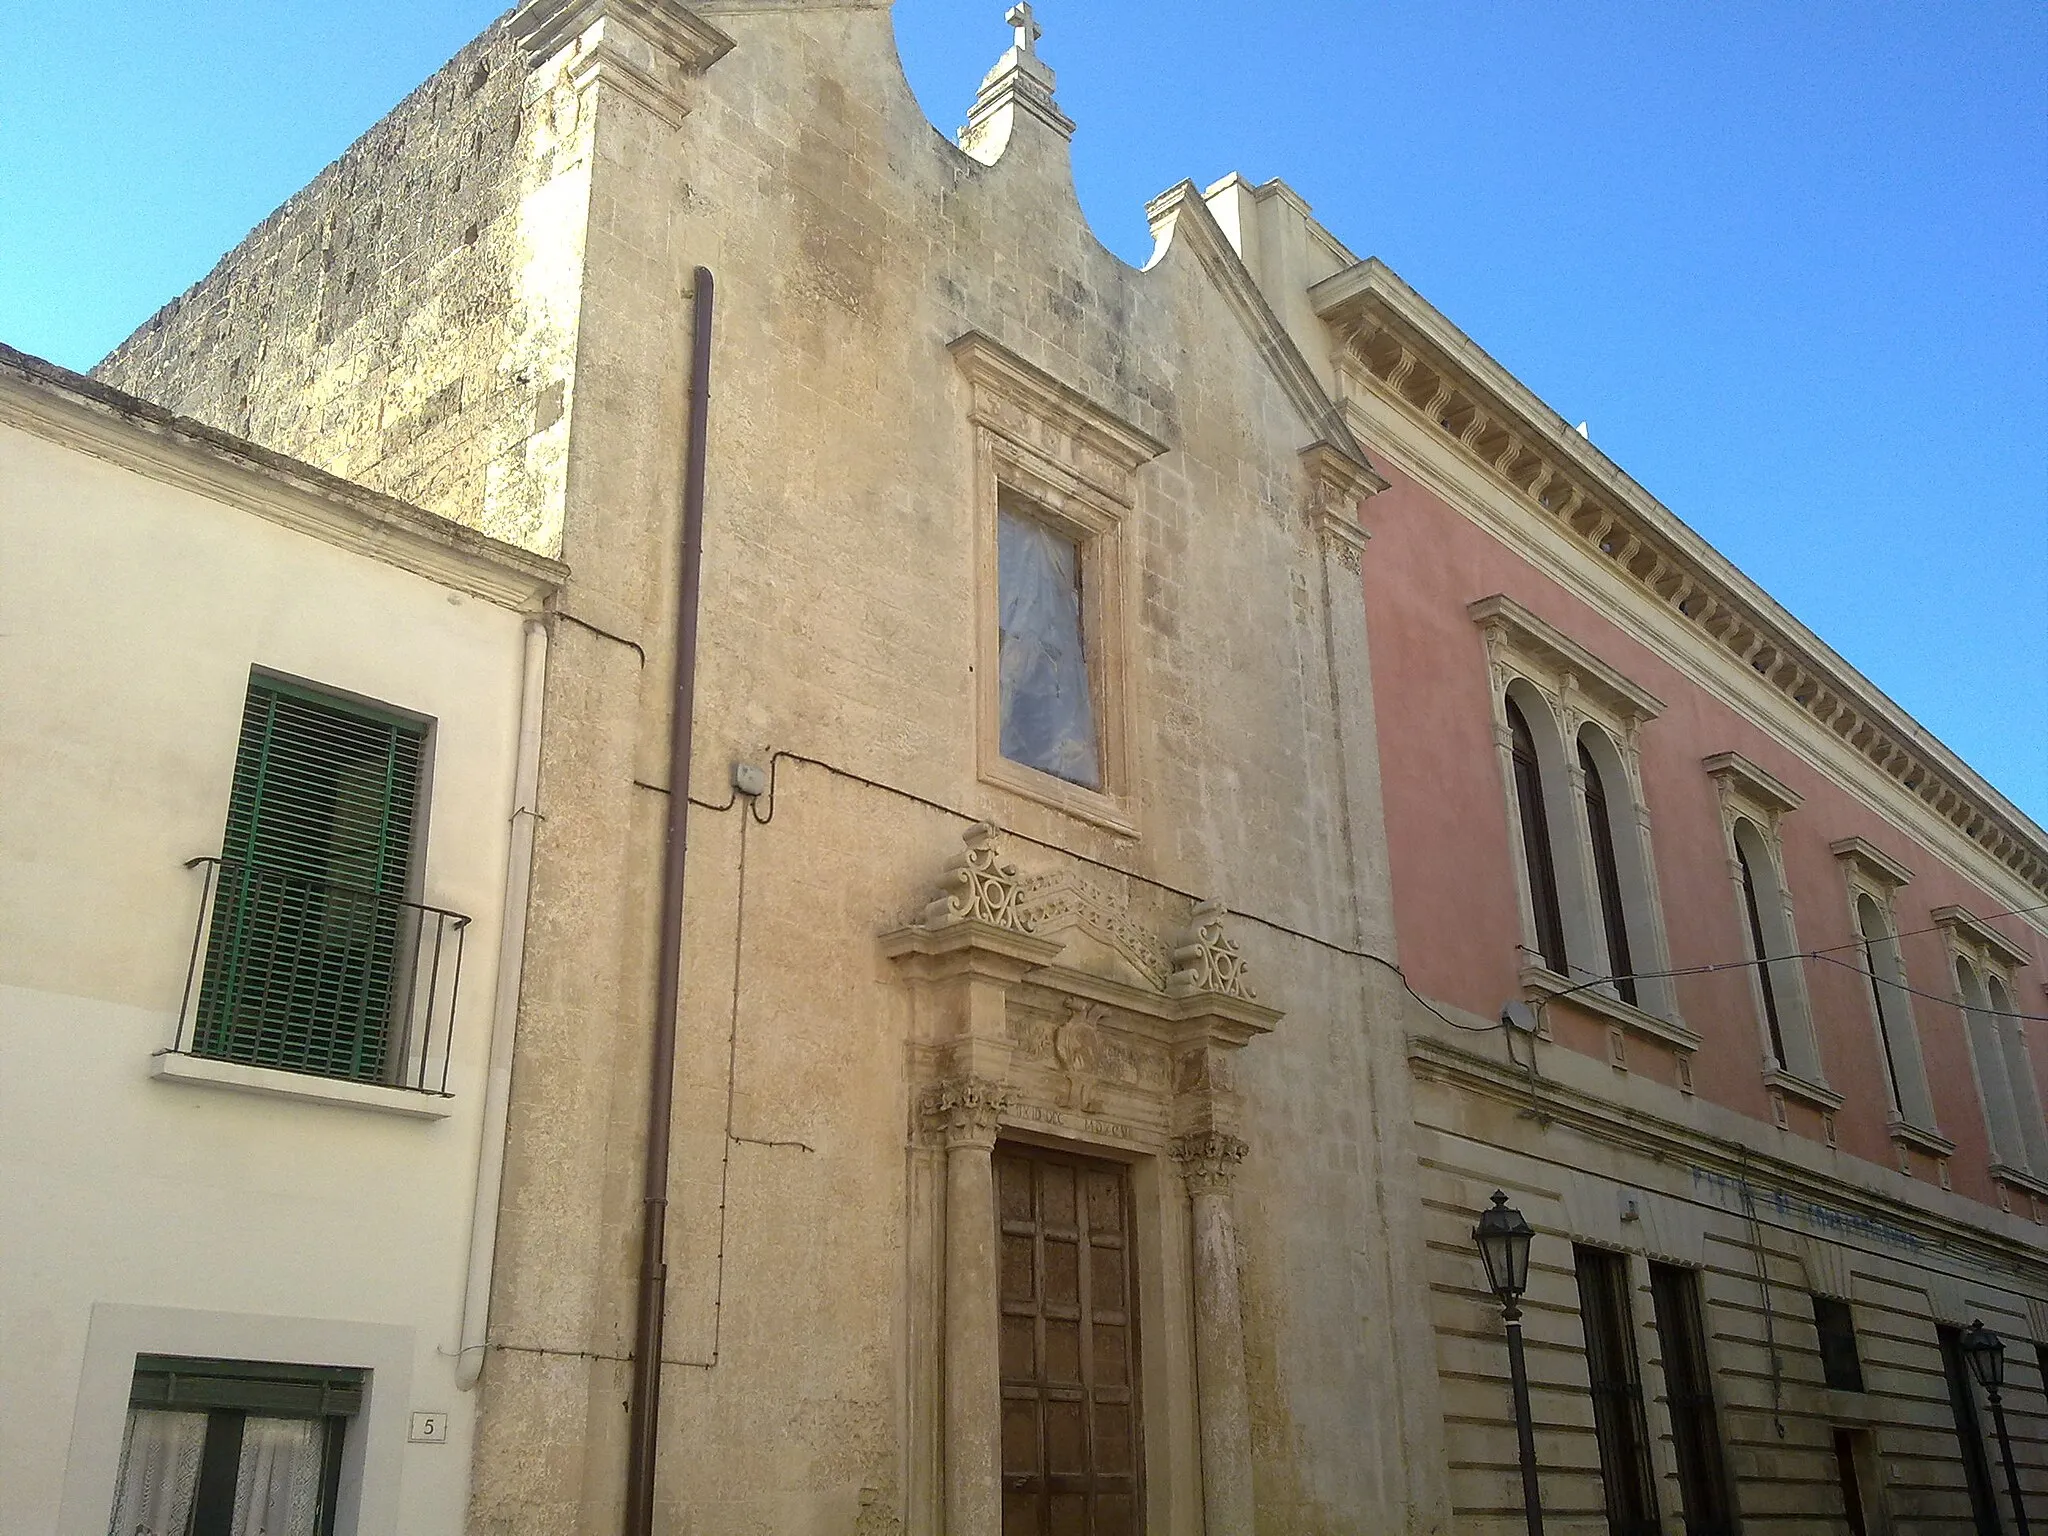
1961;1320;2032;1536
1474;1190;1544;1536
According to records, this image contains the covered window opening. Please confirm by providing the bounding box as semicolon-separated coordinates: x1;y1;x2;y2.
997;499;1101;791
1508;696;1568;975
1856;895;1909;1117
1735;830;1788;1069
1574;1245;1660;1536
1580;736;1637;1005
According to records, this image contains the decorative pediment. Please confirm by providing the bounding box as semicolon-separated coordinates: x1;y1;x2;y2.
884;823;1282;1153
949;332;1166;509
1016;871;1173;991
1470;594;1664;728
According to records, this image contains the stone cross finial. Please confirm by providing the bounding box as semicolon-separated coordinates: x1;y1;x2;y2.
1005;2;1041;54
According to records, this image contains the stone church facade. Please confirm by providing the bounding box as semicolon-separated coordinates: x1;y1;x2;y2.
101;2;1446;1530
85;1;2048;1533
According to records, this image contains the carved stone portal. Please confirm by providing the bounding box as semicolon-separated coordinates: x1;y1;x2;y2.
883;822;1282;1536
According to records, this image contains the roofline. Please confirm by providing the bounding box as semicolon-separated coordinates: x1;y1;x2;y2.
0;343;566;611
1311;260;2048;903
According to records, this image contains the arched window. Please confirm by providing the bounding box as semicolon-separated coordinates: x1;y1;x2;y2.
1735;832;1788;1068
1988;974;2048;1174
1855;895;1907;1116
1508;697;1568;974
1958;958;2026;1170
1579;739;1636;1005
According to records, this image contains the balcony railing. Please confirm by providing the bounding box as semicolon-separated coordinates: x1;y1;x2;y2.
174;857;470;1095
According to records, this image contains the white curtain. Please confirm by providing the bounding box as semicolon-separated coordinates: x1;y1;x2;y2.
997;508;1101;789
107;1408;205;1536
231;1416;325;1535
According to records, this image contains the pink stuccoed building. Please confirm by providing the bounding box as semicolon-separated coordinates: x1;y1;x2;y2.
1311;242;2048;1530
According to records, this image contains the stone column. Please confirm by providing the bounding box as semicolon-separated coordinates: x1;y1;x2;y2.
929;1077;1008;1536
1175;1131;1254;1536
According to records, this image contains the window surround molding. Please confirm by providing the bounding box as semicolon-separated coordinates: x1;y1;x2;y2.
1935;904;2047;1198
56;1303;415;1536
1830;837;1949;1160
952;331;1165;838
1704;753;1841;1113
1470;596;1687;1038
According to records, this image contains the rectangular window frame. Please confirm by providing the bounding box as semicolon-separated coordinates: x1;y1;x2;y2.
1648;1263;1737;1536
1937;1323;2004;1535
1812;1295;1866;1394
1471;597;1689;1048
1833;839;1947;1159
953;332;1163;841
975;441;1135;836
1705;753;1840;1114
1937;906;2047;1196
192;673;435;1087
987;479;1125;812
1575;1244;1662;1536
111;1355;368;1536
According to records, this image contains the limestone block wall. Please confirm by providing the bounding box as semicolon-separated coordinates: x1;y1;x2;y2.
465;3;1441;1532
94;19;585;555
1412;1022;2048;1534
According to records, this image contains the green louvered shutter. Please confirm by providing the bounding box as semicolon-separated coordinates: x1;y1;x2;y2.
193;679;425;1082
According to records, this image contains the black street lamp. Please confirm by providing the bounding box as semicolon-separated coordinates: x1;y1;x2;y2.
1474;1190;1544;1536
1961;1320;2032;1536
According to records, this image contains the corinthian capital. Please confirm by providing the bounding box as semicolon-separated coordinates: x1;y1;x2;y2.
920;1076;1011;1149
1172;1131;1248;1196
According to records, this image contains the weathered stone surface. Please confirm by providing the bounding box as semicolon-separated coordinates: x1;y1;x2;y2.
91;5;1444;1531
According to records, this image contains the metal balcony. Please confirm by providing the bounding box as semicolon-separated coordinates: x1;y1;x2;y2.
173;856;469;1095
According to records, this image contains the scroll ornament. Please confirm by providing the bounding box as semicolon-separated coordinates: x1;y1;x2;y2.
1168;900;1254;1000
923;820;1032;933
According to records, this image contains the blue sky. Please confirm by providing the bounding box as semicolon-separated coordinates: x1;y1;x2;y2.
6;1;2043;822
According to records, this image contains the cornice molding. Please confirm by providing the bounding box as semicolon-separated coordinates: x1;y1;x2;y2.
1314;259;2048;906
1;346;565;611
1932;905;2035;973
1831;835;1914;891
1704;751;1804;818
1469;593;1664;725
512;0;734;127
1407;1030;2048;1280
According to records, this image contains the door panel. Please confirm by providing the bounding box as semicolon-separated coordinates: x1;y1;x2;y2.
997;1144;1142;1536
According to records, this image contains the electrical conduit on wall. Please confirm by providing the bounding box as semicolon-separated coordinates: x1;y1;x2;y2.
457;616;549;1391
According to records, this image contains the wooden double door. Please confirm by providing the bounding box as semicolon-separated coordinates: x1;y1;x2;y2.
996;1142;1141;1535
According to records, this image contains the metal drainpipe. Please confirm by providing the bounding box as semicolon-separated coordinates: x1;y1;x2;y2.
456;616;549;1391
625;267;715;1536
